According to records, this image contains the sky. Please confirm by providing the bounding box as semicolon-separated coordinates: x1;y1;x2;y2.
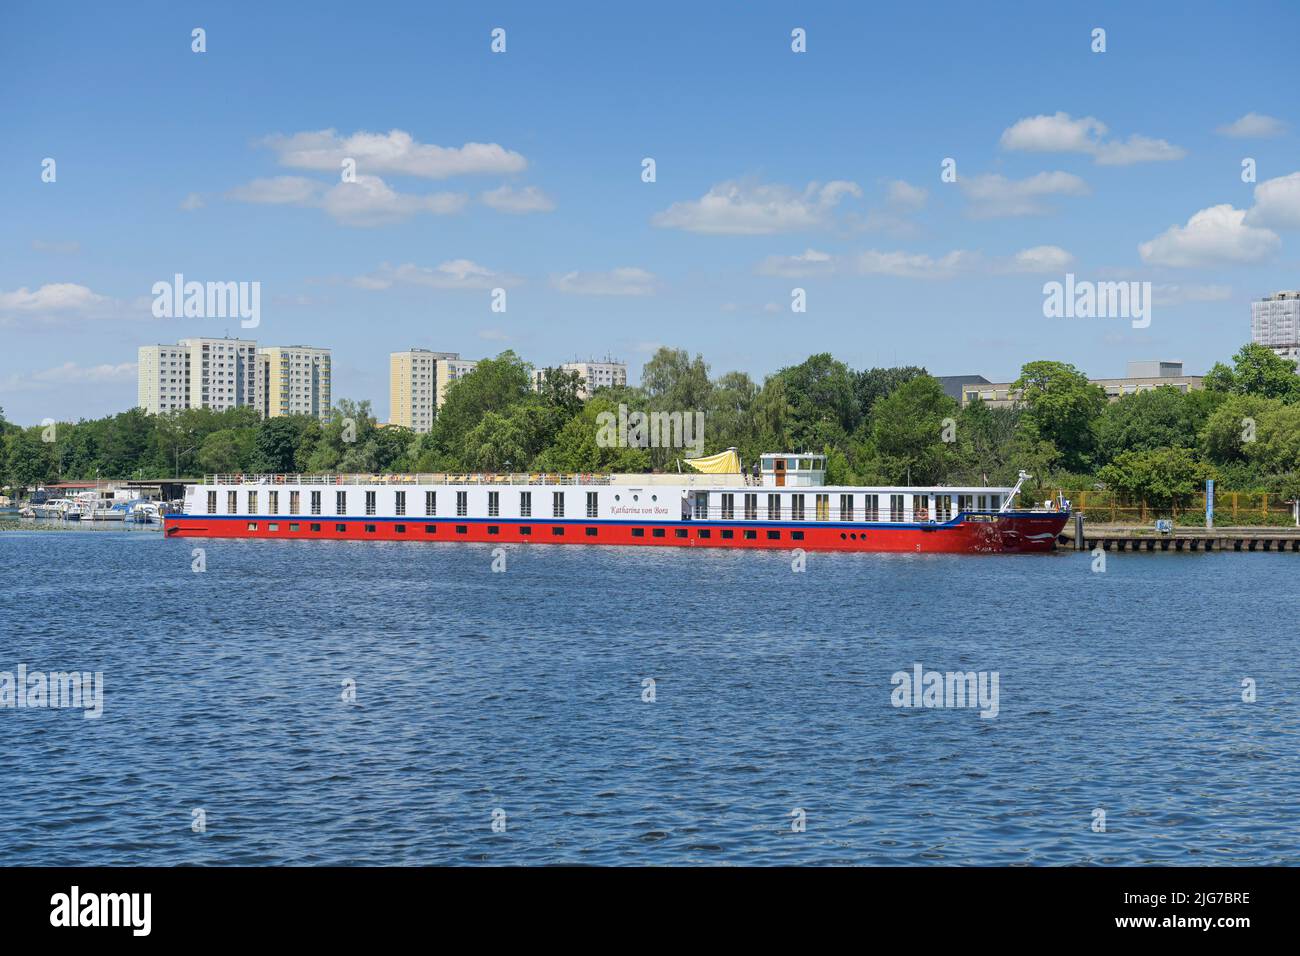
2;0;1299;426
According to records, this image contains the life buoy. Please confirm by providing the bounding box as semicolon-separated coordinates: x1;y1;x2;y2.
916;508;929;520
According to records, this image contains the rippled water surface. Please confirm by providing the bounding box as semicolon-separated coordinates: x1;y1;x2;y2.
1;524;1297;865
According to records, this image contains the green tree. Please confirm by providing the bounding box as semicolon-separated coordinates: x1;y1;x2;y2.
1204;343;1300;402
1097;447;1214;511
1012;361;1107;471
862;376;959;483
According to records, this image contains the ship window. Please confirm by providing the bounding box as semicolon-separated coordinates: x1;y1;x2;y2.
791;495;805;520
889;494;905;521
268;523;279;531
694;493;708;519
791;530;804;541
586;492;598;518
488;492;499;517
766;530;780;540
720;494;734;519
815;494;830;521
743;530;757;540
289;491;300;515
455;525;468;534
228;491;237;513
311;491;321;515
721;529;734;540
551;526;564;536
336;490;346;515
935;495;953;521
488;526;500;535
395;491;406;516
520;526;531;536
456;492;468;517
395;524;405;534
364;524;376;533
652;528;665;538
247;522;258;531
425;491;436;516
698;529;711;539
520;491;531;518
744;493;757;520
268;491;279;514
913;494;929;521
365;491;377;516
767;494;781;520
424;525;436;534
674;528;687;538
553;492;565;518
207;491;217;514
586;527;598;536
335;523;346;532
247;491;258;514
310;523;320;532
632;528;645;537
840;494;853;521
864;494;879;521
289;523;300;531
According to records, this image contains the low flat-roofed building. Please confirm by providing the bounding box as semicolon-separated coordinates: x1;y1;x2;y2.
961;361;1203;408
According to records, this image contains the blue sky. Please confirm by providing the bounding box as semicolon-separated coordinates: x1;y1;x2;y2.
3;0;1299;425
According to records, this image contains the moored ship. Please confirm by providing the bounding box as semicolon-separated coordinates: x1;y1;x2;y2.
164;452;1069;553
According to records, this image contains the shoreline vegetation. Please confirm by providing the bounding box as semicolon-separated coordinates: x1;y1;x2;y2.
5;344;1300;526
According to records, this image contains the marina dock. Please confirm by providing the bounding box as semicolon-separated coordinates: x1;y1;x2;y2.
1061;517;1300;552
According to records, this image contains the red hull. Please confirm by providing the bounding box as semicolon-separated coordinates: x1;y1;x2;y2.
164;513;1068;553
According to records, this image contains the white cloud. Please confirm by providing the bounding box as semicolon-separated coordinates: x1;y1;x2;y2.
960;171;1088;218
261;129;527;179
755;248;836;277
1002;245;1075;273
1216;112;1288;139
180;192;205;211
481;184;556;214
856;249;979;279
1000;112;1185;165
0;283;107;314
1245;171;1300;230
651;179;862;234
550;267;656;296
1139;204;1280;268
352;260;518;291
228;174;466;226
0;362;137;394
884;179;928;211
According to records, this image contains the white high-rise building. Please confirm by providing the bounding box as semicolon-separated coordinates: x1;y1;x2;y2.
532;358;627;399
435;356;479;409
137;343;191;415
259;345;332;422
137;337;261;414
1251;291;1300;362
389;349;461;432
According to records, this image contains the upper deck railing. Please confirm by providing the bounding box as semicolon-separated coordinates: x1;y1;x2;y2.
202;472;769;488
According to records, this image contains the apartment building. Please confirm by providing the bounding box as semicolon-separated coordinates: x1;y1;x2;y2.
259;345;332;422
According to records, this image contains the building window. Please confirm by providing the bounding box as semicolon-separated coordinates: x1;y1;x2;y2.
586;491;598;518
311;491;321;515
336;490;346;515
840;494;853;521
227;490;237;513
247;491;258;514
488;491;500;517
395;491;406;516
289;490;300;515
206;491;217;514
720;493;734;520
552;491;565;518
816;494;830;521
744;493;757;520
889;494;905;522
791;494;805;520
457;491;468;517
365;491;376;516
520;491;531;518
767;494;781;520
425;491;436;516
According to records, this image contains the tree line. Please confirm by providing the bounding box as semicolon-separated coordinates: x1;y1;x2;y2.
4;343;1299;509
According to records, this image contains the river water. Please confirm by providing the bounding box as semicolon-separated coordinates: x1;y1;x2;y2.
1;523;1296;865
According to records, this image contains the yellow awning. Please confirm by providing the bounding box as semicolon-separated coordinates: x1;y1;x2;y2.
683;449;741;474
